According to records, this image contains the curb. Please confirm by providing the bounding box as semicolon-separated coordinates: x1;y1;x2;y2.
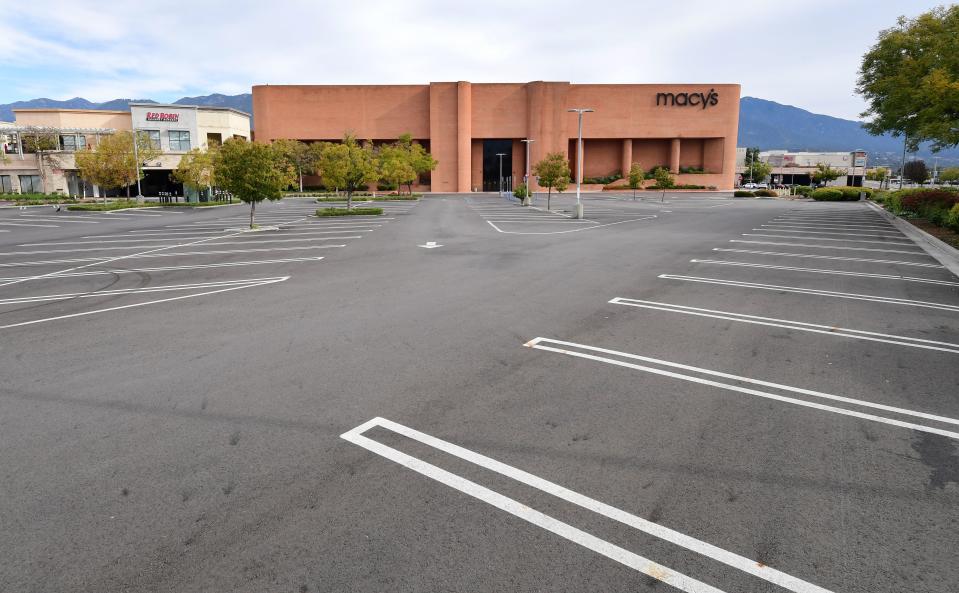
866;201;959;279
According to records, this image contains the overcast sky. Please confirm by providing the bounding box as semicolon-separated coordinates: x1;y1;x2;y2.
0;0;944;120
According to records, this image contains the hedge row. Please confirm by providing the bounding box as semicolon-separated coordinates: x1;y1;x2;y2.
874;188;959;231
810;186;872;201
315;207;384;217
734;189;778;197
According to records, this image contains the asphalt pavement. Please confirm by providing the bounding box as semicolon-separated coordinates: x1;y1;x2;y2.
1;193;957;593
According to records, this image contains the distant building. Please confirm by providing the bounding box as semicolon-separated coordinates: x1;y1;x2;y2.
735;148;868;186
0;104;250;197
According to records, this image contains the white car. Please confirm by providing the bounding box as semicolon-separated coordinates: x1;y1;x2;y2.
742;183;757;189
755;182;769;189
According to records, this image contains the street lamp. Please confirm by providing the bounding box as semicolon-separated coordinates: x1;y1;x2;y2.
520;139;534;205
496;152;507;195
568;108;594;219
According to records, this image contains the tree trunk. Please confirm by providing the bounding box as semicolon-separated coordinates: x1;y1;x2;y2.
126;185;130;198
547;187;552;211
347;190;352;211
298;168;304;192
249;200;255;228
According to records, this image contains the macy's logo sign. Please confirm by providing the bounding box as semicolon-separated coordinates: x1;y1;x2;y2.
656;89;719;109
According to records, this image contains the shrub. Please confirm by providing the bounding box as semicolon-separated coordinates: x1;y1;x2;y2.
899;189;959;216
68;201;144;211
315;207;383;216
870;191;889;204
947;204;959;231
754;189;778;197
513;183;529;199
734;190;755;197
833;186;871;200
583;173;622;185
644;166;670;180
885;191;904;214
673;184;706;190
377;182;398;191
810;188;844;201
678;166;705;174
794;185;813;197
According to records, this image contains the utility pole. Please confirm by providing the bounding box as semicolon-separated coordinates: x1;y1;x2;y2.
521;138;534;206
496;153;506;196
899;135;907;190
567;108;594;219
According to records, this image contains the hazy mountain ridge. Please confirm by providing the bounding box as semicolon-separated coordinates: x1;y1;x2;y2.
2;93;956;165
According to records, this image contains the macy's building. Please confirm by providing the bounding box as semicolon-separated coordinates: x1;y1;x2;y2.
252;81;741;191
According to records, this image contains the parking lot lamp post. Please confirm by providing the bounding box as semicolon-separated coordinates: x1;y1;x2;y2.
521;139;534;205
496;152;506;195
567;108;593;219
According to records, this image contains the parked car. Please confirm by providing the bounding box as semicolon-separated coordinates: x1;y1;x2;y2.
755;182;769;189
742;183;757;189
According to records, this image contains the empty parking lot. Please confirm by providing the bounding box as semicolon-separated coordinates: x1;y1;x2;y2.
1;194;957;593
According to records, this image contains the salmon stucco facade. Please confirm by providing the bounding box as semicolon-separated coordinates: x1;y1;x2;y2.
252;82;741;191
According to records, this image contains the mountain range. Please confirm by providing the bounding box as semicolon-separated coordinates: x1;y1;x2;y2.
2;93;956;166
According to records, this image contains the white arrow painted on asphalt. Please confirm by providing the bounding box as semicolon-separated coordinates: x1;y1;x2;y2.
419;241;443;249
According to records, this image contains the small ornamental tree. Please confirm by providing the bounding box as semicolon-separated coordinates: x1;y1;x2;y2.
939;166;959;183
653;167;675;202
627;163;645;199
74;131;160;198
532;152;571;211
317;134;379;209
215;139;295;228
397;133;437;195
811;163;845;186
903;159;930;185
173;147;217;201
378;144;417;193
272;138;318;192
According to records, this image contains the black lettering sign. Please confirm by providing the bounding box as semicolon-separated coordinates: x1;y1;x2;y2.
656;89;719;109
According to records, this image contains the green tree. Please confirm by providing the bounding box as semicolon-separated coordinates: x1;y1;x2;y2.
627;163;645;200
317;134;379;209
857;6;959;152
653;167;675;202
397;133;437;195
811;163;845;185
74;131;161;198
272;139;317;192
173;148;217;201
532;152;571;210
377;143;417;194
939;166;959;183
215;138;295;228
903;159;929;184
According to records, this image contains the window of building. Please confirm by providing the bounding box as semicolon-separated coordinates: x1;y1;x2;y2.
3;133;19;154
19;175;42;193
168;130;191;152
206;132;222;147
138;130;161;150
60;134;86;151
0;175;12;193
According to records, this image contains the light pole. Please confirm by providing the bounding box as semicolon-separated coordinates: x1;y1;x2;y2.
496;152;506;196
568;108;593;219
132;130;144;200
521;138;534;205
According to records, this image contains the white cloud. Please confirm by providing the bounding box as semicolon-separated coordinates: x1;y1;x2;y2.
0;0;945;119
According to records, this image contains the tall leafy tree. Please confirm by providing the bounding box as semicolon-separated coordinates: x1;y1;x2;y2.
397;133;437;195
173;148;217;200
811;163;845;185
903;159;929;184
74;131;160;198
532;152;571;211
939;166;959;183
272;139;317;192
857;6;959;151
627;163;645;200
214;139;295;228
317;134;379;209
377;144;417;193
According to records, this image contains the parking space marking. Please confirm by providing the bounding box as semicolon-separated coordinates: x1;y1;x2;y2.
609;297;959;354
659;274;959;312
0;277;290;306
0;257;325;282
711;248;943;268
742;234;915;246
690;259;959;287
525;338;959;439
730;240;925;255
486;217;655;235
22;230;373;246
0;276;288;331
767;222;896;231
752;228;906;239
344;418;836;593
0;246;343;270
15;216;101;224
0;221;59;228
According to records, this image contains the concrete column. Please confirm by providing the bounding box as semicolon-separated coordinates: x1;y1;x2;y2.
621;139;633;176
456;81;472;193
669;138;681;174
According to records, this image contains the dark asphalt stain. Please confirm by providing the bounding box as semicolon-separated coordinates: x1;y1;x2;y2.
222;480;235;495
912;433;959;491
120;487;129;497
229;431;241;446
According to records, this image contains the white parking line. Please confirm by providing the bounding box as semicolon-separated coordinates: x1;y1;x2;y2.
0;221;59;228
659;274;959;312
0;245;343;269
742;234;915;246
690;259;959;287
0;257;325;281
525;338;959;439
767;222;895;231
16;217;100;224
711;248;943;268
730;240;925;255
344;418;837;593
752;228;905;239
0;277;289;306
0;277;288;330
487;217;655;235
609;297;959;354
24;230;373;246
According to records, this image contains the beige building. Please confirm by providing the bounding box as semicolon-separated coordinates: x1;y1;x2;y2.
1;104;250;198
735;148;868;186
